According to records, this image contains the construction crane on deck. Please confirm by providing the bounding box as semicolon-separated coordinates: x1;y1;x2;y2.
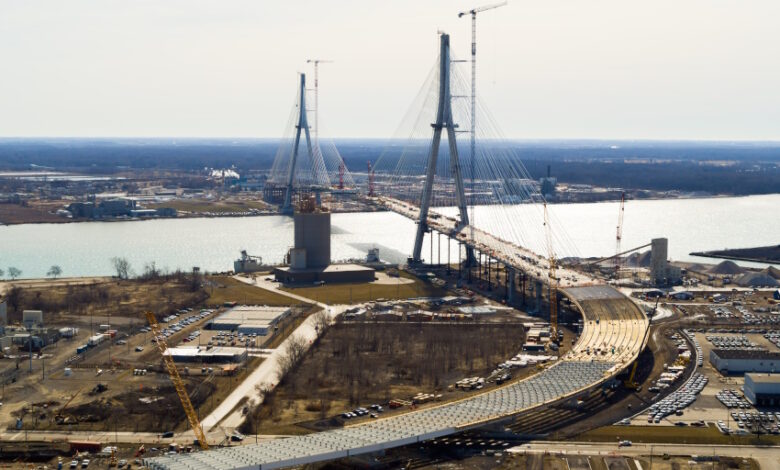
615;192;625;274
145;311;209;450
306;59;333;149
543;202;559;343
458;1;507;246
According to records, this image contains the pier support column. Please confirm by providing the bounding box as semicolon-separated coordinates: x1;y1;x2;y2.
507;267;516;303
534;280;543;314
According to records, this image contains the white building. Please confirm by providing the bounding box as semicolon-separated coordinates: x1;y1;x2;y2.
22;310;43;329
744;373;780;406
709;349;780;374
209;306;291;336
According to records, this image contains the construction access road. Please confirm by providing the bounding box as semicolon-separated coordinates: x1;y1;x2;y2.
199;276;349;432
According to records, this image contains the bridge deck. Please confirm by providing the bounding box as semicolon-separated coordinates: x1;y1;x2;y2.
379;197;593;288
145;286;647;470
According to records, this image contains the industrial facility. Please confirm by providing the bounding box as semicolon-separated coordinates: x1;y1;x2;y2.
744;373;780;407
709;349;780;374
164;346;248;364
209;305;290;336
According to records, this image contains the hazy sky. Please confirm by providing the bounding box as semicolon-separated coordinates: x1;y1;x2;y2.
1;1;779;140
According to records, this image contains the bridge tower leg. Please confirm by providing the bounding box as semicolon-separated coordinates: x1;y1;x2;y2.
282;73;316;215
413;33;473;264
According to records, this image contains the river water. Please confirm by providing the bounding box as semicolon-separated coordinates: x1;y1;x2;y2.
0;195;777;278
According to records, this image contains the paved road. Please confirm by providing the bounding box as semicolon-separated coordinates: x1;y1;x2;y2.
199;276;349;431
510;440;780;469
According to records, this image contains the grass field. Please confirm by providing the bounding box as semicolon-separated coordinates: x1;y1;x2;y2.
206;276;305;307
578;425;780;446
280;272;449;305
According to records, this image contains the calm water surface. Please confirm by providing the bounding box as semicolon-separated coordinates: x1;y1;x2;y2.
1;195;777;278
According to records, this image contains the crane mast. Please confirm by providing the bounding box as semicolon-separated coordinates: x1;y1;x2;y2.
543;202;558;342
145;311;209;450
306;59;333;149
458;1;507;247
615;192;625;274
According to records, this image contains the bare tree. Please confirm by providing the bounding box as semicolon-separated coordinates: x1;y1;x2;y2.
7;267;21;280
0;268;4;278
47;265;62;279
276;333;308;384
111;257;131;279
312;309;331;334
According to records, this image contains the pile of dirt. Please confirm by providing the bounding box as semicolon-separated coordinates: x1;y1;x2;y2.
709;260;745;275
736;272;780;287
685;264;709;273
764;266;780;280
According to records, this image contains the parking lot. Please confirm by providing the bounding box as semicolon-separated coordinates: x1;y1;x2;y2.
629;328;780;431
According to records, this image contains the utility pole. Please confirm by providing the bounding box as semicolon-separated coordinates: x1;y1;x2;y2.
458;1;507;247
306;59;333;149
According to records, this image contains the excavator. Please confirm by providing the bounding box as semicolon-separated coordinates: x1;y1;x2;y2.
55;387;84;425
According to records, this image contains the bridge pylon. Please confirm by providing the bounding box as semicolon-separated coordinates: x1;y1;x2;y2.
282;73;316;215
412;33;474;266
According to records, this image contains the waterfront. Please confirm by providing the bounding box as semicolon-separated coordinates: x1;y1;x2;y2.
0;195;777;278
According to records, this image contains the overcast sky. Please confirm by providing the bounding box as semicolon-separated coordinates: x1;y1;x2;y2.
1;1;779;140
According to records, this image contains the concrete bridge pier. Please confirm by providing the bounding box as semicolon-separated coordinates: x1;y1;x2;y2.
534;280;543;314
506;266;516;303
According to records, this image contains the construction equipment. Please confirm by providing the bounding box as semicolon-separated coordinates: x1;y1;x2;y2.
305;59;333;148
55;387;83;424
586;242;651;269
145;311;209;450
543;202;558;342
624;361;640;389
458;1;507;249
615;192;625;273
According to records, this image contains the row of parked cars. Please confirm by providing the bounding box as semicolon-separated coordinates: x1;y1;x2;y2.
705;334;759;350
158;309;214;339
342;404;384;420
682;329;703;367
646;373;707;423
716;389;752;409
729;410;780;434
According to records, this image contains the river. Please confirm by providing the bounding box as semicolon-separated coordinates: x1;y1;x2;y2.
0;195;777;278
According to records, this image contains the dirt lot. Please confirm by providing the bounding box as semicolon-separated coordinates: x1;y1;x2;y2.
206;276;304;307
2;275;207;328
0;200;67;224
242;320;526;435
0;274;308;434
281;271;449;305
147;197;270;215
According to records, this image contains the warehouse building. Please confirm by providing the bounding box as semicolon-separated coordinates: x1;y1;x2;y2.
709;349;780;374
164;346;247;364
209;306;291;336
744;373;780;406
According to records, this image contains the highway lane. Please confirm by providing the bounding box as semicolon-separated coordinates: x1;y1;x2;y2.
510;440;780;469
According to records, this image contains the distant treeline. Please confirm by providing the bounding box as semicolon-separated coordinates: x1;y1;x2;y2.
1;138;778;195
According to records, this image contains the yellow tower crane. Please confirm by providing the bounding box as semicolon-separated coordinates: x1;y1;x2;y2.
543;202;558;342
144;311;209;450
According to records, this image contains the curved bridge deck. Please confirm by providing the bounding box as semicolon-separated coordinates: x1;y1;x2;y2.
145;285;647;470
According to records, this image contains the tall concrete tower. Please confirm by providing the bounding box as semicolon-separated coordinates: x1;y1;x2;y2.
412;33;471;264
650;238;669;284
282;73;316;215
